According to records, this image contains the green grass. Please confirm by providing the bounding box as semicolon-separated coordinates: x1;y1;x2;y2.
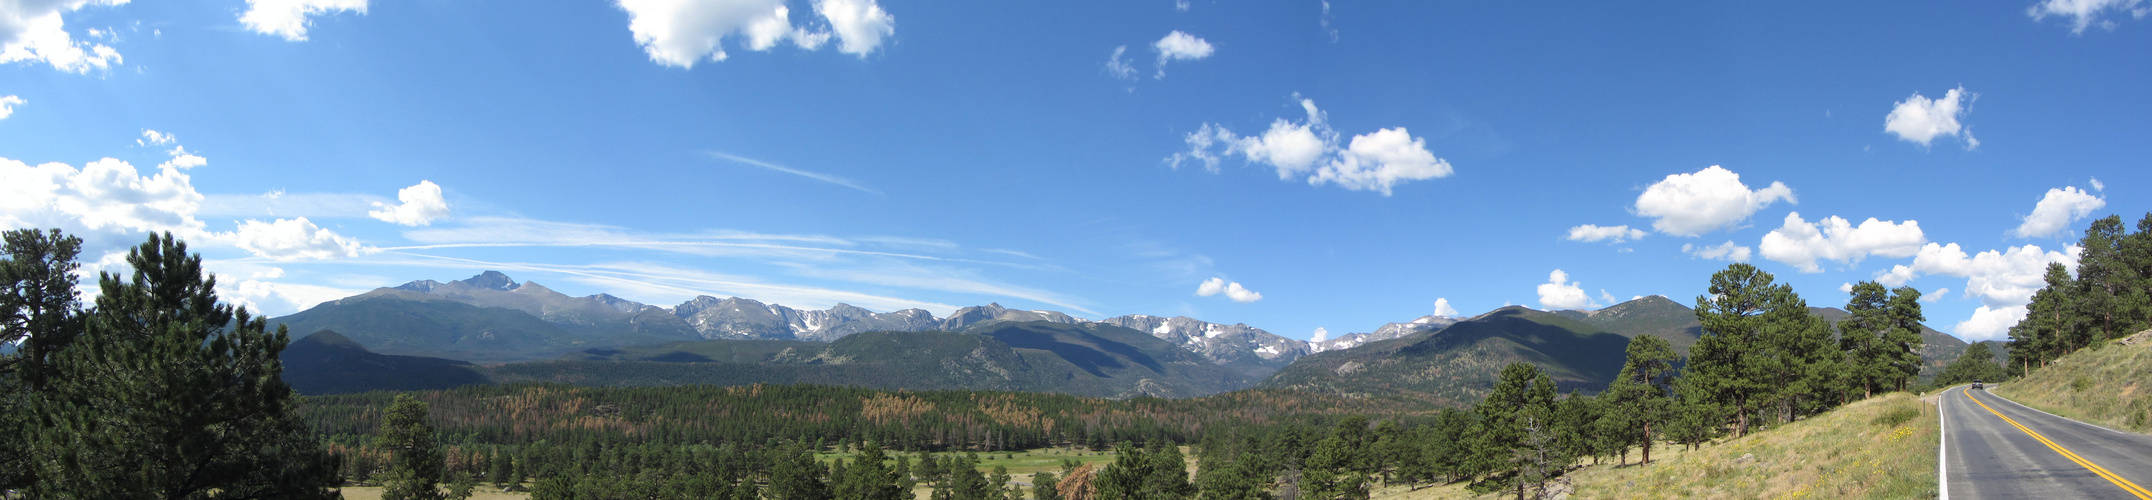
815;446;1121;478
1991;340;2152;434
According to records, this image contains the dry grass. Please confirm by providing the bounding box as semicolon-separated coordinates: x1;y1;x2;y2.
336;485;529;500
1362;393;1939;499
1991;340;2152;434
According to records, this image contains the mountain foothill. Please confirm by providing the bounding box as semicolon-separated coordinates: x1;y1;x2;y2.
273;271;1969;405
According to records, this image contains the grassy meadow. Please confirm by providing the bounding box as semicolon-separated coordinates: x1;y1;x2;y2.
1991;338;2152;434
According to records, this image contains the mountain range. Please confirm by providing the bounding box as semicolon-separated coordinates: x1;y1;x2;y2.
270;271;1975;406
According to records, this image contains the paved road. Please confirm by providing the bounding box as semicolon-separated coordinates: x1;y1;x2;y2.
1942;385;2152;499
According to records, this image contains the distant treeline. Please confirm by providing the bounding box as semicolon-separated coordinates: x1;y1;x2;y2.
2006;213;2152;373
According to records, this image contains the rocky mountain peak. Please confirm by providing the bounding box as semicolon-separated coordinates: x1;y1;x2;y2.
458;271;518;291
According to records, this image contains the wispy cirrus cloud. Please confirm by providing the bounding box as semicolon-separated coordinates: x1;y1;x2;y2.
707;151;882;195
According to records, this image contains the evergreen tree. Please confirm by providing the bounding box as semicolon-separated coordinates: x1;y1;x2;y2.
379;394;446;500
1465;362;1559;499
1194;452;1270;500
988;465;1016;500
768;442;833;500
1883;286;1929;392
1839;282;1896;399
2010;263;2077;374
1141;440;1196;499
1420;409;1473;484
1301;433;1369;500
28;232;339;499
1093;442;1152;500
1687;263;1834;436
0;228;82;491
1032;471;1063;500
1935;342;2012;386
489;451;514;488
1596;334;1675;464
835;442;906;500
935;453;992;500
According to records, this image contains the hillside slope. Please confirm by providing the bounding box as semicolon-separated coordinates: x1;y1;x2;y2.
1990;331;2152;434
1260;306;1632;406
401;321;1259;399
278;330;491;395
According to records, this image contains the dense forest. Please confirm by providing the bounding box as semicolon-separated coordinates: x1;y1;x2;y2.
8;216;2146;498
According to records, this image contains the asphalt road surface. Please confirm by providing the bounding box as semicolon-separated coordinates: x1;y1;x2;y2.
1941;385;2152;499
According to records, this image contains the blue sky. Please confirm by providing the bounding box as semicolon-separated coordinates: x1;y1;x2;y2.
3;0;2147;343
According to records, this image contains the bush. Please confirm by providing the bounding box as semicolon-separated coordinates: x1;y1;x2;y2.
1871;405;1920;427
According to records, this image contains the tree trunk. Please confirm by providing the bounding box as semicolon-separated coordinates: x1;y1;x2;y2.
1641;422;1653;464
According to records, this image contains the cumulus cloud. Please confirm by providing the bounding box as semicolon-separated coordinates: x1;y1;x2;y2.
1105;45;1136;80
1683;241;1753;262
1151;30;1212;78
239;0;367;41
1;0;126;73
0;95;22;120
159;146;207;170
2028;0;2149;33
1633;165;1795;237
2090;178;2105;192
1196;277;1262;303
1884;86;1978;149
814;0;894;56
1566;224;1645;244
367;180;450;226
1536;269;1593;310
1758;212;1926;273
1922;287;1950;303
138;129;175;146
1310;327;1328;342
1170;96;1453;195
2013;185;2105;238
1955;305;2028;341
617;0;893;68
231;217;368;261
0;156;207;238
1433;297;1459;317
1874;242;2080;308
220;276;363;314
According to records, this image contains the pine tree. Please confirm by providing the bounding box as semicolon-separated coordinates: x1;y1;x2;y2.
768;442;833;500
1093;442;1151;500
1466;362;1559;499
1883;286;1929;392
1840;282;1895;399
0;228;82;491
379;394;446;500
1687;263;1833;435
28;232;339;499
1596;334;1676;464
1142;440;1196;498
835;442;906;500
1935;342;2012;386
2010;263;2076;374
1032;471;1064;500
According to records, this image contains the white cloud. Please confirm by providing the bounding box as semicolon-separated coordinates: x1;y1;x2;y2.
367;180;451;226
159;146;206;170
1955;305;2028;342
1151;30;1212;78
1683;241;1753;262
239;0;366;42
1566;224;1646;244
2090;178;2105;192
1311;127;1453;195
138;129;175;146
1758;212;1927;272
1875;242;2080;308
617;0;893;68
1310;327;1328;342
1175;0;1190;12
1195;277;1262;303
2013;185;2105;238
1105;45;1136;80
1633;165;1795;236
231;217;369;261
0;0;126;73
220;277;364;315
814;0;894;56
1922;287;1949;303
1838;282;1855;293
1884;86;1978;149
0;95;23;120
2028;0;2149;33
0;156;207;238
1171;96;1453;195
1536;269;1593;310
1433;297;1459;317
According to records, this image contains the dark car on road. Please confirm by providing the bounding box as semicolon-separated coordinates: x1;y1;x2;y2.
1973;379;1984;390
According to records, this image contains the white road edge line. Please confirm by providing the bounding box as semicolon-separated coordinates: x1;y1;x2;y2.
1939;385;1951;500
1984;386;2137;437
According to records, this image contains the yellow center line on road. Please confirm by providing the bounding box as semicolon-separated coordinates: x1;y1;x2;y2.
1965;389;2152;499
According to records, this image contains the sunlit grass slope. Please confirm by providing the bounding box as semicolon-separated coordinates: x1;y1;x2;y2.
1372;392;1939;499
1991;337;2152;434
